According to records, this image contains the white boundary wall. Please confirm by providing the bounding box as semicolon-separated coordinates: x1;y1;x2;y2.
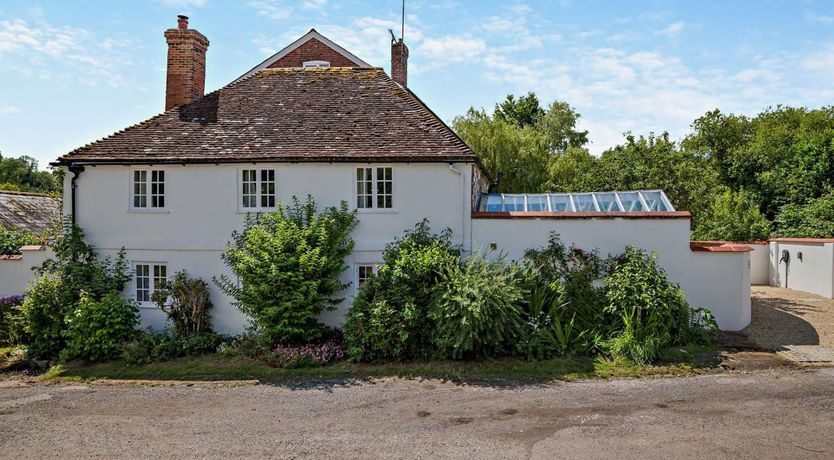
769;240;834;298
472;217;752;331
749;243;770;285
0;246;51;298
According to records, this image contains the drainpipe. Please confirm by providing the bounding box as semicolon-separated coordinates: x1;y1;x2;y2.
448;164;469;253
68;164;85;225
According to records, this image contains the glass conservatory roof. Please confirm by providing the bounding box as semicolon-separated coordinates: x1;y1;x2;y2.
478;190;675;213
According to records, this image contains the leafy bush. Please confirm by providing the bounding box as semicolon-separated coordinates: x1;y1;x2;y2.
774;191;834;238
152;271;213;336
122;331;229;365
603;246;717;364
216;196;357;346
344;221;459;362
22;219;130;359
691;189;771;241
62;292;139;362
21;275;68;359
0;226;40;255
431;253;524;359
0;295;28;345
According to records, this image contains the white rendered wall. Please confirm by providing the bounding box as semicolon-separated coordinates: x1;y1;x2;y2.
688;251;751;331
0;248;50;298
748;243;770;285
472;217;751;330
64;162;473;333
769;241;834;298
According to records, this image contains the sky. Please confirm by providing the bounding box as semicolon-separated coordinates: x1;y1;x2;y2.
2;0;834;169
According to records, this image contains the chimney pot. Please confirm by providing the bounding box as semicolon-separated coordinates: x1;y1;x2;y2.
177;15;189;30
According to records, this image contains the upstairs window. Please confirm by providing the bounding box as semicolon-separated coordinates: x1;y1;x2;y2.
356;167;393;209
134;263;167;304
240;168;277;210
132;169;165;209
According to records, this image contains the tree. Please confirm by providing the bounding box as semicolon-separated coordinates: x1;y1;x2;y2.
774;191;834;238
0;153;59;193
453;93;588;193
691;189;771;242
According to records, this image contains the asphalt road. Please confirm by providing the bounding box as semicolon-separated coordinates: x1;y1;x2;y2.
1;368;833;459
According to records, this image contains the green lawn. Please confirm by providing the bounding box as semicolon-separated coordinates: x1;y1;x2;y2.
43;346;719;384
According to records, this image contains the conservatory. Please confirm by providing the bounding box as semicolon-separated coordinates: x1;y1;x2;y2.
478;190;675;213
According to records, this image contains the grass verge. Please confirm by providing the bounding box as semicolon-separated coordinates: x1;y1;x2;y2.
42;345;718;384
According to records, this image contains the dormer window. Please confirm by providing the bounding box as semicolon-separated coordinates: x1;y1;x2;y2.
303;60;331;69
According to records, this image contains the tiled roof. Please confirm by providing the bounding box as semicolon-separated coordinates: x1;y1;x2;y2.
55;68;476;165
0;191;60;234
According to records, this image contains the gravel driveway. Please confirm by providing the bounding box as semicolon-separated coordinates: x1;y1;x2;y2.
746;286;834;350
1;368;834;459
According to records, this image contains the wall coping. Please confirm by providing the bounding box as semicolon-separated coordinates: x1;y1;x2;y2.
471;211;692;220
0;255;23;261
690;241;753;253
19;245;47;251
771;238;834;244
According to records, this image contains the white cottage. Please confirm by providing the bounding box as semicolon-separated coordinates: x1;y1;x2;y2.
51;17;752;333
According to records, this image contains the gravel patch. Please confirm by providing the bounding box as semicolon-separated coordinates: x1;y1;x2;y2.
745;286;834;350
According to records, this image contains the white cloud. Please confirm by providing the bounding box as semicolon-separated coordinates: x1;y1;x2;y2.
805;10;834;24
656;20;684;37
248;0;293;21
302;0;326;9
418;36;486;62
0;18;130;87
0;104;20;115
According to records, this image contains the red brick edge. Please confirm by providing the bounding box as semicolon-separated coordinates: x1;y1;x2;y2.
771;238;834;244
690;241;753;253
471;211;692;220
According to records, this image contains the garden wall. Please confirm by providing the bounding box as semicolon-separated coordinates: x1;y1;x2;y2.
472;216;753;331
0;245;51;297
769;239;834;298
748;243;770;285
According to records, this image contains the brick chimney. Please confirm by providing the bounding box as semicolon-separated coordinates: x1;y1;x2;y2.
391;38;409;88
164;15;209;110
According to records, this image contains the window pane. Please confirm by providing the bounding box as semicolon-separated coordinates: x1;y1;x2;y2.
242;169;257;208
595;192;621;212
483;194;503;212
502;195;524;211
640;191;668;211
526;195;548;211
549;194;571;212
573;194;597;212
356;167;373;209
617;192;645;211
135;264;150;302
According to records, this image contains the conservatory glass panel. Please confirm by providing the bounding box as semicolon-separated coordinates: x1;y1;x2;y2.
640;191;669;211
549;194;572;212
595;192;621;212
483;194;504;212
526;195;549;211
502;195;525;211
617;192;645;211
573;194;597;212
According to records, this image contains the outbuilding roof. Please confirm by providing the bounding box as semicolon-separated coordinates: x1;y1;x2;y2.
0;190;60;234
55;67;477;165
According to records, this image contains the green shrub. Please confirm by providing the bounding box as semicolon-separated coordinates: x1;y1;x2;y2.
21;275;68;359
0;226;40;255
691;189;771;241
0;295;28;346
603;246;716;364
151;271;213;336
216;196;357;346
122;331;229;364
62;292;139;362
344;221;459;362
23;219;130;359
774;191;834;238
431;253;524;359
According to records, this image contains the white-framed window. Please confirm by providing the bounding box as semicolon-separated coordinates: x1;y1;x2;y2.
356;167;393;209
131;169;166;210
134;262;167;304
240;168;277;210
355;264;378;292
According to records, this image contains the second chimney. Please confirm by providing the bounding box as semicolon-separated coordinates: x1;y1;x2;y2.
391;38;409;88
164;15;210;110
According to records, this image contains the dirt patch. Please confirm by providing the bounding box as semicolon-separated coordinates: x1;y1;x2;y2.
719;351;799;372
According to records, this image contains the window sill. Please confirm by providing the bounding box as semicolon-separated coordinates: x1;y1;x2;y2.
356;208;399;214
128;209;170;214
236;208;277;215
138;304;161;310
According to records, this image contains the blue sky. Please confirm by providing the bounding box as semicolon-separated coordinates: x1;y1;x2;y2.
2;0;834;168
